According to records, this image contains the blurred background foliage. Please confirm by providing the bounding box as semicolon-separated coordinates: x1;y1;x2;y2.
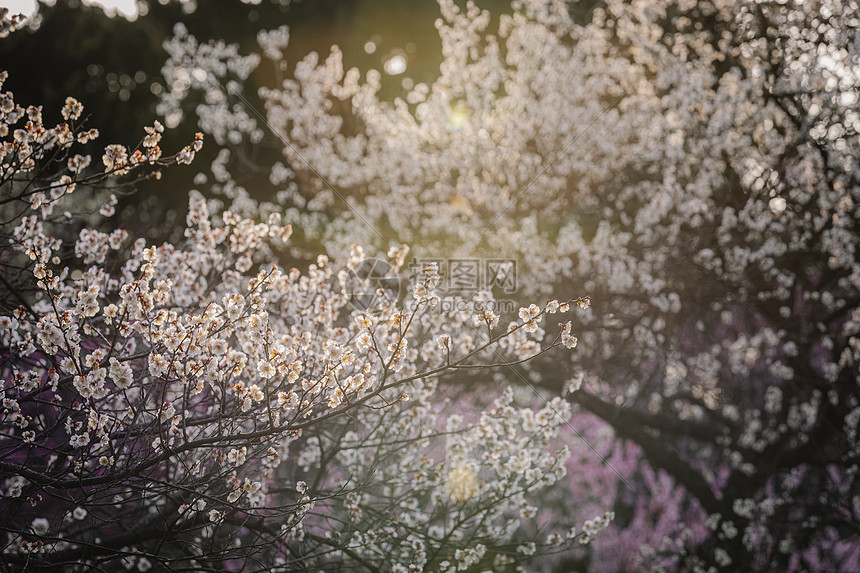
1;0;604;245
0;0;499;240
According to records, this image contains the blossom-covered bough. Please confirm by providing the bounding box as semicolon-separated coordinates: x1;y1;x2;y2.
0;9;611;572
154;0;860;570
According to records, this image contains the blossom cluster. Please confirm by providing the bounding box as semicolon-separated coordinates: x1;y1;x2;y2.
0;14;601;566
161;0;860;569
